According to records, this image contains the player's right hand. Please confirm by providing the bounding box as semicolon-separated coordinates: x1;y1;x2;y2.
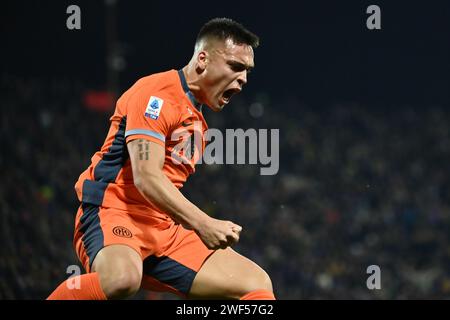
194;217;242;250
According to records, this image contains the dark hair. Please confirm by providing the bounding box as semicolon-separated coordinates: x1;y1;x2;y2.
196;18;259;48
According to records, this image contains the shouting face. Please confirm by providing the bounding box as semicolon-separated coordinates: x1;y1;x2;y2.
195;38;255;111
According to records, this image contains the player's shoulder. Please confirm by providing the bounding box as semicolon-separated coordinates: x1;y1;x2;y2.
126;69;183;106
134;69;176;90
115;69;187;124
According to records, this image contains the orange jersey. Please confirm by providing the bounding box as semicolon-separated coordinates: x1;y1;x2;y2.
75;69;208;219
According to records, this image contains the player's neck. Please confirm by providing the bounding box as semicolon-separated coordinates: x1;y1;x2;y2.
181;65;204;103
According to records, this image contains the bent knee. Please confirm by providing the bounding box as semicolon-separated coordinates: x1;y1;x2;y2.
99;269;141;299
92;245;143;299
232;269;273;299
247;269;273;292
259;271;273;292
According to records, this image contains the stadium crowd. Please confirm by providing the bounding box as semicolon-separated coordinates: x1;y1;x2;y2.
1;74;449;299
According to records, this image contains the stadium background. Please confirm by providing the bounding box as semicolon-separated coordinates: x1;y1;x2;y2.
1;0;449;299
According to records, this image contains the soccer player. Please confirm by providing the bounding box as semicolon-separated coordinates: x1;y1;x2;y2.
48;18;274;300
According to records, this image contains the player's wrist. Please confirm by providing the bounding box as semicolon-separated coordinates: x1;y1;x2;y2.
189;212;210;231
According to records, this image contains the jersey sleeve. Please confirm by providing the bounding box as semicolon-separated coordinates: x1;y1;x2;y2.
124;89;177;147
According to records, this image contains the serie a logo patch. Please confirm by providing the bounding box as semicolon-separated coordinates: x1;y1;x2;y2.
144;96;164;120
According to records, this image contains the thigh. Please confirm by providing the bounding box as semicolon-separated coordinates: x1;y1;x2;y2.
140;223;215;298
91;243;143;287
188;248;272;299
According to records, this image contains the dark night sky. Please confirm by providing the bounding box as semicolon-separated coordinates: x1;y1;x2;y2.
1;0;449;107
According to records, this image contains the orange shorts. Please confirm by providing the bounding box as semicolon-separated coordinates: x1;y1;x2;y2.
73;203;215;297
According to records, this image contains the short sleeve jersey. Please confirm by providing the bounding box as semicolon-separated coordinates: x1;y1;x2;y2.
74;69;208;215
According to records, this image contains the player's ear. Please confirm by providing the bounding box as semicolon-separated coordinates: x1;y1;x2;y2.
196;51;208;73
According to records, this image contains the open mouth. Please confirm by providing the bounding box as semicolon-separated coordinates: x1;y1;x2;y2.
221;88;240;105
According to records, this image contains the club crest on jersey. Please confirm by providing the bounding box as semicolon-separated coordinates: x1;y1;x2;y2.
145;96;164;119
